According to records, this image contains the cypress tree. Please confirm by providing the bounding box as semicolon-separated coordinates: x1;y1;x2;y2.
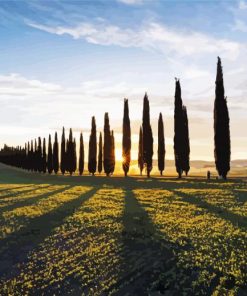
47;134;53;174
65;139;69;173
138;127;144;176
79;132;84;175
214;57;230;179
37;137;42;172
67;128;74;175
174;79;184;178
42;138;46;173
158;113;165;176
88;116;97;175
34;139;38;172
53;132;59;174
30;140;34;171
27;141;31;171
61;127;66;175
182;106;190;176
98;132;103;174
110;130;115;175
122;98;131;176
142;93;153;177
103;113;112;176
73;138;77;174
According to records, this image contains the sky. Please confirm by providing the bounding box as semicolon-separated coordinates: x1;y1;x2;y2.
0;0;246;161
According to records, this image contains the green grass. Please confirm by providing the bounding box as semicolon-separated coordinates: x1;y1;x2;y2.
0;163;246;295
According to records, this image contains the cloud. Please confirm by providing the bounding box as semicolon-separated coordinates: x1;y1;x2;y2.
239;0;247;10
0;73;61;96
117;0;143;4
232;19;247;32
27;21;241;60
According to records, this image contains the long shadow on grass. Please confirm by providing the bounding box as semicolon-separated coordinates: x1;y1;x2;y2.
0;184;33;194
173;189;247;230
0;185;61;214
108;189;194;295
0;185;46;200
0;186;98;279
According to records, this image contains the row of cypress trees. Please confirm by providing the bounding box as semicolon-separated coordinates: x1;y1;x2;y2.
0;57;230;178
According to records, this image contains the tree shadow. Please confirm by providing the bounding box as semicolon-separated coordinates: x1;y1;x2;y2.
0;185;48;200
0;186;99;280
0;185;64;214
233;189;247;204
172;189;247;230
108;189;199;295
0;184;33;194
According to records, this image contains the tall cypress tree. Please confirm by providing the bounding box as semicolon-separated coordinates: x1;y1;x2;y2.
182;106;190;176
174;79;184;178
27;141;31;171
61;127;66;175
142;93;153;177
65;139;69;173
79;132;84;175
122;98;131;176
42;138;46;173
158;113;165;176
138;127;144;176
73;138;77;174
47;134;53;174
98;132;103;174
110;130;115;175
37;137;42;172
214;57;230;179
30;140;34;171
53;132;59;174
103;113;112;176
34;139;38;172
67;128;74;175
88;116;97;175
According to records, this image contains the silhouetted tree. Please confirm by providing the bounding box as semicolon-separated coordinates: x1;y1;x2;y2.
98;132;103;174
122;98;131;176
182;106;190;176
158;113;165;176
67;128;74;175
65;139;69;173
53;132;59;174
30;140;34;171
34;139;38;172
88;116;97;175
27;142;31;171
174;79;184;178
142;93;153;177
103;113;112;176
37;137;42;172
73;138;77;174
61;127;66;175
214;57;230;179
42;138;46;173
47;134;53;174
110;130;115;174
138;127;144;176
79;132;84;175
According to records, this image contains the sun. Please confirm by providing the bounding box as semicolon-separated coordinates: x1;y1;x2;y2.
115;149;123;162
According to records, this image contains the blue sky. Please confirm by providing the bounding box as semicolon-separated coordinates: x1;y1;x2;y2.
0;0;246;161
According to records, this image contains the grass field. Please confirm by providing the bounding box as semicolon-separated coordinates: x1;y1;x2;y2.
0;163;246;295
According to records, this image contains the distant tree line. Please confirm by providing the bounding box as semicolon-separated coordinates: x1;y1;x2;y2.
0;57;231;179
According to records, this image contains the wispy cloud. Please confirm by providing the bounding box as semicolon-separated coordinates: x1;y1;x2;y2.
27;21;241;60
239;0;247;10
232;19;247;32
117;0;143;5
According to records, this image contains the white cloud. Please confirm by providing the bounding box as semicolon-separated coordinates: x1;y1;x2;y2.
239;0;247;10
0;73;61;96
232;19;247;32
27;21;241;60
117;0;143;4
